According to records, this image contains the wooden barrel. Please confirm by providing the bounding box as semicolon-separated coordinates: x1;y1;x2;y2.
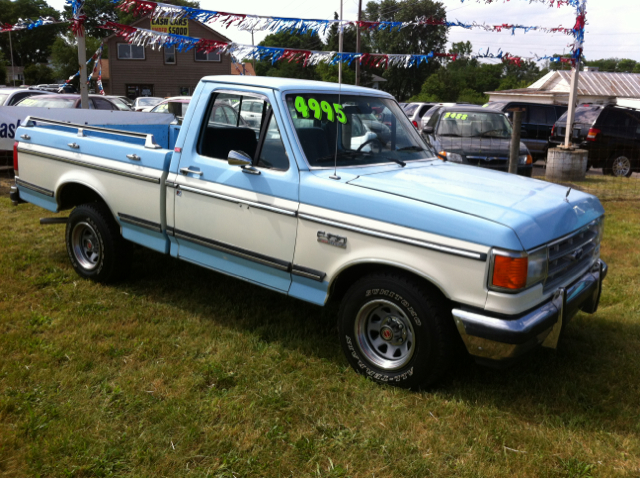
546;148;588;181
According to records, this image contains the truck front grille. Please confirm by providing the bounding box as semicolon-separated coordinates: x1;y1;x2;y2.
544;221;601;292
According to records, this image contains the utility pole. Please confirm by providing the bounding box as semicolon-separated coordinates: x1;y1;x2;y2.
338;0;343;84
355;0;362;86
77;31;90;109
563;59;581;148
8;31;16;86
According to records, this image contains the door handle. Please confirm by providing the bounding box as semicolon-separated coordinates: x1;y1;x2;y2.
68;142;79;149
126;154;141;161
20;134;31;140
180;167;203;176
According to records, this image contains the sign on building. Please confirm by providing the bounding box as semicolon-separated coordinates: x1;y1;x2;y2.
150;18;189;36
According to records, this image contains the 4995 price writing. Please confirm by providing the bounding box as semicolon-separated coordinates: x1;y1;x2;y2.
294;96;348;124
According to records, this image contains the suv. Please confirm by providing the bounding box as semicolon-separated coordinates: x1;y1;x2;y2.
404;102;437;129
548;105;640;177
485;101;567;161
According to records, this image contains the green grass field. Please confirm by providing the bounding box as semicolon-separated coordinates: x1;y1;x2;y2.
1;195;639;477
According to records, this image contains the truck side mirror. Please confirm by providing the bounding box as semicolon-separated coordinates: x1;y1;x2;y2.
422;126;434;135
228;150;260;175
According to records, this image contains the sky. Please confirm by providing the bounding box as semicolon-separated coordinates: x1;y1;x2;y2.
43;0;640;63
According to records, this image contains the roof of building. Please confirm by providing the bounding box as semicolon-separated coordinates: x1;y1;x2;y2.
199;75;392;96
487;71;640;99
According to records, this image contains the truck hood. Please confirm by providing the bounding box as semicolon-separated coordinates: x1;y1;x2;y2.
346;162;604;250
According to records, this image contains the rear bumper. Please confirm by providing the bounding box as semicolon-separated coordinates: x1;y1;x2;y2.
10;185;25;206
452;259;607;362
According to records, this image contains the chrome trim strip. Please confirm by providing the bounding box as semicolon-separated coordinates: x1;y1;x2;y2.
15;178;54;197
118;213;162;233
173;228;291;272
298;213;487;261
179;185;297;217
165;181;177;188
17;147;161;184
291;264;326;282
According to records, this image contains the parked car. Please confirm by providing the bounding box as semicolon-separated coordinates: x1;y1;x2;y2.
0;88;49;106
422;105;533;176
548;104;640;177
133;97;163;112
485;101;567;161
403;102;437;128
11;75;606;389
150;96;191;118
106;95;133;111
14;94;120;110
236;98;265;128
420;103;463;130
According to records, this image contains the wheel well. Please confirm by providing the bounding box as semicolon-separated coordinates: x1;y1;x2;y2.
58;183;104;211
329;263;448;304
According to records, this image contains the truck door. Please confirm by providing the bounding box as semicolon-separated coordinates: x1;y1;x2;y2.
172;89;299;292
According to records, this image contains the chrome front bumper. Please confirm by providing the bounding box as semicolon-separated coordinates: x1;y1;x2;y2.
452;260;607;362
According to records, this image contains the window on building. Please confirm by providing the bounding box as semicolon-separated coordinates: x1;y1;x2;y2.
164;45;176;64
117;43;145;60
195;50;221;62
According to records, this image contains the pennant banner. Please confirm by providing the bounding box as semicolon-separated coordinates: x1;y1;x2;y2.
0;17;66;33
460;0;580;7
66;0;87;35
63;45;105;94
101;21;570;70
114;0;574;37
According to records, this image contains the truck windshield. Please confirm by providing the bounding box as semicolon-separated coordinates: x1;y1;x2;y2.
436;111;512;138
285;94;433;168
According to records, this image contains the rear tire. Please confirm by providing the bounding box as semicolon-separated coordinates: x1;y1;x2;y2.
338;272;454;389
65;203;132;283
604;154;633;177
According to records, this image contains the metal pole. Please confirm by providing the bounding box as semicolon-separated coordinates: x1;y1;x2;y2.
77;28;90;109
251;29;256;72
563;60;581;148
355;0;362;86
509;110;522;174
338;0;343;84
8;31;16;87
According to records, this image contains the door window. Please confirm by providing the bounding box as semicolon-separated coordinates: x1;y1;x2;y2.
198;93;289;170
529;106;553;125
92;97;116;110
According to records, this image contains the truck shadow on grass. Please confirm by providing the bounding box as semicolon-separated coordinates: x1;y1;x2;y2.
119;246;640;436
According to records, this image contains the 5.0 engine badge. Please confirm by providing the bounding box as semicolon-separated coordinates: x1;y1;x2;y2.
317;231;347;249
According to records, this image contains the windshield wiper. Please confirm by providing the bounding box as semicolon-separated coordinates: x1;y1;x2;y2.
396;146;423;151
439;133;461;137
386;158;406;167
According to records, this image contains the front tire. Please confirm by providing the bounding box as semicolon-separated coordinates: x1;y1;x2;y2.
65;203;132;283
338;272;454;389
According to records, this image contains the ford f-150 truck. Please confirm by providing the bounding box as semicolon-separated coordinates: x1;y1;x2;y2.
10;76;607;388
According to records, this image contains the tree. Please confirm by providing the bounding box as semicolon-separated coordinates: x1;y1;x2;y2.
254;31;324;81
0;0;64;66
23;63;55;84
363;0;447;100
0;50;7;85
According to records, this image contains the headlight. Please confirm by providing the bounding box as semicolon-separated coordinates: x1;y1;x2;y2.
519;154;533;165
438;151;463;163
489;248;548;292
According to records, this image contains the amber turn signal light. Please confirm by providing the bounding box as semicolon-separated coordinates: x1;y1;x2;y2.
492;255;528;290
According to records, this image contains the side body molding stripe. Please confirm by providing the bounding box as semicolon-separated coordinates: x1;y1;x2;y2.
15;178;54;197
118;213;162;233
17;147;161;184
298;213;488;261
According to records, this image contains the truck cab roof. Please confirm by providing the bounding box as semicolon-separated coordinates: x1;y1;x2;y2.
200;75;394;97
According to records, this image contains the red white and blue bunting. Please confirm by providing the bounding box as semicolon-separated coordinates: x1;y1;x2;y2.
0;17;66;33
460;0;580;7
114;0;574;37
63;45;105;94
65;0;87;35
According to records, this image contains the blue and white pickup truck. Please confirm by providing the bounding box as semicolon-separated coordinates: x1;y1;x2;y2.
10;76;607;388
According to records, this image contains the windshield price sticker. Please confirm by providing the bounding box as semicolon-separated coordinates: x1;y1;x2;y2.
295;96;347;124
444;113;468;120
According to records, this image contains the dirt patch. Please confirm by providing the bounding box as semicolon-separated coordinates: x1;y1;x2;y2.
0;177;13;197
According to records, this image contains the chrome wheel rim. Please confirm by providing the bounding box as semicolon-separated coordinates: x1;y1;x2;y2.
354;299;416;371
612;156;631;177
71;221;100;270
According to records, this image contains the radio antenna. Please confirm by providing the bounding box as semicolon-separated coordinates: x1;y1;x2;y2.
330;61;342;180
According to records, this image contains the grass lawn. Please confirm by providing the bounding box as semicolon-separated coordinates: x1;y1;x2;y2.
1;195;639;477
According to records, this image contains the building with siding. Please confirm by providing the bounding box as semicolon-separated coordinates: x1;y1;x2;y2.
105;17;233;98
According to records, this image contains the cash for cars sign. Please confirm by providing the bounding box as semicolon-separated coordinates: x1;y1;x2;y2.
150;18;189;36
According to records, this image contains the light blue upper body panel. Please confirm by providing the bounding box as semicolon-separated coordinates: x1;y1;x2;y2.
343;161;604;250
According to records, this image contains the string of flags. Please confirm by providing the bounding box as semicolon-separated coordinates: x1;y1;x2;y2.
0;17;66;33
460;0;581;7
114;0;574;37
101;20;571;69
63;45;105;94
65;0;87;35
